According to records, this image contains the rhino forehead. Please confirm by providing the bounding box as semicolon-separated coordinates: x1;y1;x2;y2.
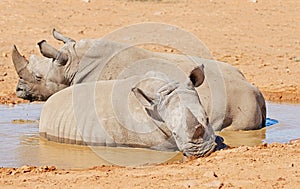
28;55;52;76
159;88;207;128
160;88;199;111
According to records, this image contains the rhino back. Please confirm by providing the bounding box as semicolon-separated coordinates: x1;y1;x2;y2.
40;77;176;150
69;40;265;131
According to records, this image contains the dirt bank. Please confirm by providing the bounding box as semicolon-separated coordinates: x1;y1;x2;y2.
1;143;300;188
0;0;299;104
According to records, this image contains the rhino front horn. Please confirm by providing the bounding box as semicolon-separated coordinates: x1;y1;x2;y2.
38;40;68;65
52;28;75;43
12;45;32;79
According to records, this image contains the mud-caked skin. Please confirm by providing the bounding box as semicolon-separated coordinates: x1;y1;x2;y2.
12;29;266;131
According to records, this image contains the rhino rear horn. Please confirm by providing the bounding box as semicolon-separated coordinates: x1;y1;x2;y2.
38;40;68;65
52;28;75;43
12;45;33;80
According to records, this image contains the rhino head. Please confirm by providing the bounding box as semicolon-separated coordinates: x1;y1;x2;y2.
12;29;80;101
133;66;221;156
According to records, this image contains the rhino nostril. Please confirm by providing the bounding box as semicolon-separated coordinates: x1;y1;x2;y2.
16;86;24;91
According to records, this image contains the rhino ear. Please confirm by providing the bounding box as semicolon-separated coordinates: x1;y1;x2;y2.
132;87;155;108
189;65;205;87
37;40;68;65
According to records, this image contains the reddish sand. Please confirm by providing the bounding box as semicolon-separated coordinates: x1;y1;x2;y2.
0;0;299;188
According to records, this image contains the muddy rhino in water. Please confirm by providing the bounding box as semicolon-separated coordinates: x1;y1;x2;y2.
12;29;266;131
39;67;225;157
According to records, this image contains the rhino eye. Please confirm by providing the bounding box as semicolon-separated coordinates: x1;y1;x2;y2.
34;74;42;81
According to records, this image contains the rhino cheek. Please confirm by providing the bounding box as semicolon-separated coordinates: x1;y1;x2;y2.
18;81;54;101
47;81;68;92
31;90;51;101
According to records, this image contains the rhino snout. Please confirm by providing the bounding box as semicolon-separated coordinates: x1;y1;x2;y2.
16;83;27;98
15;80;32;100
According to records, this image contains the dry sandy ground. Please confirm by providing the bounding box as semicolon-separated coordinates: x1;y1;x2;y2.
1;143;300;188
0;0;299;188
0;0;299;104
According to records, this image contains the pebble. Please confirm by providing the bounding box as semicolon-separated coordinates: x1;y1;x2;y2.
10;165;34;175
203;171;218;178
293;56;300;62
277;177;285;181
154;11;164;16
38;165;57;172
185;180;199;188
19;165;35;173
11;170;19;176
2;52;8;58
290;138;300;144
214;155;225;160
205;180;224;188
8;165;57;175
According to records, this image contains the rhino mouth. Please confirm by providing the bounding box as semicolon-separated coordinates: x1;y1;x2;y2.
16;88;34;102
16;83;27;97
182;135;227;157
182;138;215;157
15;83;39;102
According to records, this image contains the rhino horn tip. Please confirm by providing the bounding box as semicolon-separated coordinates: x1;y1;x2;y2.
52;29;75;43
52;28;57;36
12;44;25;60
12;44;29;76
12;44;20;53
37;40;46;47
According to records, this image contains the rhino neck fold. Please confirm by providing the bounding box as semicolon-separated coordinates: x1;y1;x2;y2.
63;43;80;85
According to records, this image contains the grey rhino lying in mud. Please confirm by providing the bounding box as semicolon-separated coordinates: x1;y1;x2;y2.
39;67;225;157
12;29;266;131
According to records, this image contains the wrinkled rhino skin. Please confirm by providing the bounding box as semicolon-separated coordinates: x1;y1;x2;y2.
13;30;266;131
40;67;221;157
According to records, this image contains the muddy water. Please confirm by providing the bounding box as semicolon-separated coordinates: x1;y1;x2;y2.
0;103;182;168
218;102;300;147
0;102;299;168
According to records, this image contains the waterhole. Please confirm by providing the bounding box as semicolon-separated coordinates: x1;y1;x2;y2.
0;102;299;168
